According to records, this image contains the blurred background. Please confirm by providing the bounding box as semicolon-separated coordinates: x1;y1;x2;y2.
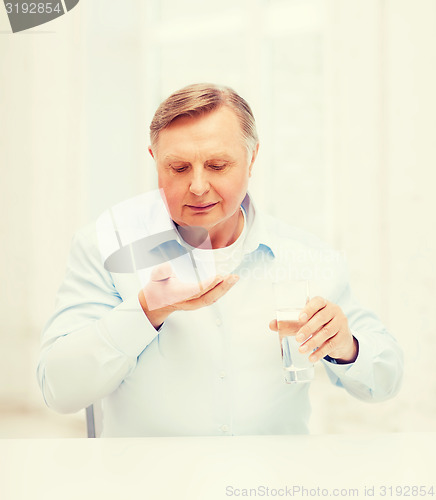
0;0;435;438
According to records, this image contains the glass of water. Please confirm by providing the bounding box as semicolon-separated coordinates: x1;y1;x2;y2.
272;279;315;383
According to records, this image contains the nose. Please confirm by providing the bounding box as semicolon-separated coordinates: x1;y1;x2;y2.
189;168;210;196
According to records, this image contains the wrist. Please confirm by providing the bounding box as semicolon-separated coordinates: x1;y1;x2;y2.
334;336;359;364
138;290;172;329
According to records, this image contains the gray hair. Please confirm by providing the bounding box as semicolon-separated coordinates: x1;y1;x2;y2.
150;83;259;154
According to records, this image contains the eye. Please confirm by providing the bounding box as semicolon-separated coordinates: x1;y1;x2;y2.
172;166;188;173
209;164;226;171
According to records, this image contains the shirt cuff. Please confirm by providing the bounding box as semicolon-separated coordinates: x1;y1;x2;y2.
99;294;159;358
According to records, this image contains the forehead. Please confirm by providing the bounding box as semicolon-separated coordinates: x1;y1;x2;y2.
156;107;245;158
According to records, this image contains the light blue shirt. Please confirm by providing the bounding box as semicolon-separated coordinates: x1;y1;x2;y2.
37;193;403;437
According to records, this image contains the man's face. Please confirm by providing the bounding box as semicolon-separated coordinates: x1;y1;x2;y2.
150;106;258;246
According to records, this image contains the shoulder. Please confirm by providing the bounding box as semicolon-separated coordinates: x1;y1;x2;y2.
65;223;106;276
256;210;348;284
257;210;334;253
74;222;98;242
70;191;174;273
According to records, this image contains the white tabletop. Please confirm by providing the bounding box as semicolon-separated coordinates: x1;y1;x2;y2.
1;432;435;500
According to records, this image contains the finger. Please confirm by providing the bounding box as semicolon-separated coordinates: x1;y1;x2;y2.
269;319;278;332
269;319;303;345
143;276;201;311
186;274;225;300
201;274;226;292
144;273;227;311
307;331;342;363
150;262;174;281
298;316;340;356
296;302;334;343
298;296;327;323
193;274;238;305
180;274;239;310
278;321;301;341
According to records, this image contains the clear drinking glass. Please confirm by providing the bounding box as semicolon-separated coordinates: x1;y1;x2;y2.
272;279;315;383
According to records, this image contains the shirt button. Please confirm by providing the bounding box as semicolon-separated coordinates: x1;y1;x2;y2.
216;318;222;326
221;424;229;433
219;371;226;379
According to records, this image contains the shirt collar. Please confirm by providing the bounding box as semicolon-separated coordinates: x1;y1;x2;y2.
241;193;276;258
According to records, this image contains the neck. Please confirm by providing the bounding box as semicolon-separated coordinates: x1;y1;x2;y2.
208;207;244;249
176;208;244;249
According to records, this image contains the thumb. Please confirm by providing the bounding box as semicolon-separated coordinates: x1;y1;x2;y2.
269;319;278;332
150;262;174;282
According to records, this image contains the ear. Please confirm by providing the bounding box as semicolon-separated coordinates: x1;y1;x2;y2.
148;146;155;160
248;143;259;177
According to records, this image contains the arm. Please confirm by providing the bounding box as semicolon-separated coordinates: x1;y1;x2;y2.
269;263;403;402
37;226;239;414
319;282;404;402
37;226;158;414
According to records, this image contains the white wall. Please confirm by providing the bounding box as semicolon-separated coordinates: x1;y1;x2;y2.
384;0;436;430
312;0;436;433
1;0;435;436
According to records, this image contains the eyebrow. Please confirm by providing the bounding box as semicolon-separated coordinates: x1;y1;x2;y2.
163;155;186;161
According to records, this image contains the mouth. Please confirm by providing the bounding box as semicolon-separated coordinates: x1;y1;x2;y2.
186;202;218;212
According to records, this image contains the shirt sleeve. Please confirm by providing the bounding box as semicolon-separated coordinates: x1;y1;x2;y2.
321;276;404;402
36;225;159;414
